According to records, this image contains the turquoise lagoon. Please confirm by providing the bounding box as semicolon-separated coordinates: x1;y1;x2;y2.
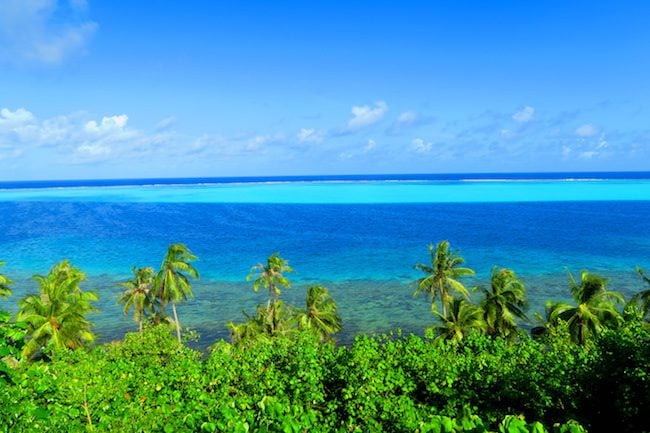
0;175;649;345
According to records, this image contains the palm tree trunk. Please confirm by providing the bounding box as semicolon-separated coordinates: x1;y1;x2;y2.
172;302;182;342
138;319;143;333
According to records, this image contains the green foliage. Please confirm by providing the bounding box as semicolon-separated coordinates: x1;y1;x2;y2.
0;309;26;383
294;285;342;342
479;267;528;339
580;321;650;433
3;248;650;432
0;261;14;299
228;299;295;346
630;267;650;322
155;243;200;342
545;271;623;345
118;266;156;332
11;322;650;432
429;297;486;343
247;252;294;301
17;260;99;359
233;256;341;346
414;240;475;316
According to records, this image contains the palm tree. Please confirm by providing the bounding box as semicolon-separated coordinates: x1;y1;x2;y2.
247;252;293;304
17;260;99;359
228;300;293;346
294;285;342;342
155;244;199;342
118;266;156;332
429;297;485;343
545;270;623;345
0;261;13;299
414;241;475;316
630;267;650;321
230;253;295;345
478;267;528;339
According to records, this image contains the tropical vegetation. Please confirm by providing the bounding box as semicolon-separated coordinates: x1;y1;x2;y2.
154;243;200;342
16;260;98;359
118;266;156;332
0;241;649;432
229;254;342;345
414;240;475;315
543;270;623;345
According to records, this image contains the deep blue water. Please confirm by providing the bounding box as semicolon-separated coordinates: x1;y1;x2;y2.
1;197;649;346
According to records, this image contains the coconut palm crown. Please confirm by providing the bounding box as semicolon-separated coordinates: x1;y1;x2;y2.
0;261;14;299
414;240;475;316
17;260;99;359
545;270;623;345
118;266;156;332
247;252;293;303
429;297;485;343
479;267;528;339
295;285;342;342
630;267;650;322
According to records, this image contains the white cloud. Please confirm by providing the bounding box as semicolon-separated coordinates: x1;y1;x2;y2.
76;143;110;156
562;146;572;158
246;135;271;151
396;111;416;126
500;129;514;139
411;137;432;153
579;151;598;159
512;106;535;123
363;139;376;153
337;139;377;160
0;107;153;163
296;128;325;144
0;0;97;65
0;108;36;127
387;111;423;134
155;116;176;131
84;115;129;134
575;124;598;137
347;101;388;131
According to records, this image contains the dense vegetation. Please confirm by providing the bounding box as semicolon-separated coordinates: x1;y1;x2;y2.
1;242;649;432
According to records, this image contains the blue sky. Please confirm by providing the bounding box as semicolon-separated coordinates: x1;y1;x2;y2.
0;0;649;180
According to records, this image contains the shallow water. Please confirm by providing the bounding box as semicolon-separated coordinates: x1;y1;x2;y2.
0;179;649;346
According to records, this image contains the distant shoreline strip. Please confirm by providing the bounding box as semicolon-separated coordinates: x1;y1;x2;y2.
0;171;649;190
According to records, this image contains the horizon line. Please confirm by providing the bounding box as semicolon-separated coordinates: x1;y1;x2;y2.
1;170;650;189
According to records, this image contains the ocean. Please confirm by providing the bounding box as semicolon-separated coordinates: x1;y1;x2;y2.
0;173;649;346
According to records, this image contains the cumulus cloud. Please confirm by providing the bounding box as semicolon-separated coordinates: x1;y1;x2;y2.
575;124;598;137
347;101;388;131
0;107;158;163
0;0;97;65
0;107;36;126
512;106;535;123
85;115;128;134
411;137;432;153
296;128;325;144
